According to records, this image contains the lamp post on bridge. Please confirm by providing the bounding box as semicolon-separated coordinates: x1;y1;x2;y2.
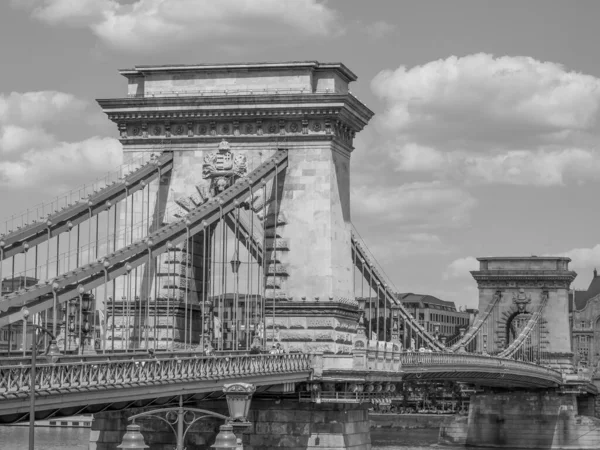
117;382;255;450
230;251;241;351
21;307;61;450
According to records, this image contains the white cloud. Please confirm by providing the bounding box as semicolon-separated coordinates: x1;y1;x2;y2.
0;90;122;190
373;53;600;136
0;91;87;126
13;0;341;52
443;256;480;280
0;136;122;189
553;244;600;270
352;181;477;228
372;53;600;186
0;125;55;154
392;144;600;186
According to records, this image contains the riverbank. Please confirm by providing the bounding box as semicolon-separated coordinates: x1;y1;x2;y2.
12;415;93;428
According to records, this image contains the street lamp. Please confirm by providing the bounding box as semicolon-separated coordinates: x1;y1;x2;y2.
356;297;366;327
229;252;241;274
223;382;255;423
80;293;95;354
21;308;61;450
211;424;238;449
230;251;241;350
118;382;255;450
116;424;148;449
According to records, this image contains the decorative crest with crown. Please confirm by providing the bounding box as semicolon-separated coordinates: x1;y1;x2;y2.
202;139;247;196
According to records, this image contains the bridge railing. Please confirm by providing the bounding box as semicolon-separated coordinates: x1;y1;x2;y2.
0;353;312;399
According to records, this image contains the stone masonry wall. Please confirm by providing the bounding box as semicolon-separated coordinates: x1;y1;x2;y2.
243;399;371;450
440;391;600;449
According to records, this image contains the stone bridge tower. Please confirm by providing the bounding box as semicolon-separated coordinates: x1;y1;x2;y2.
98;62;374;351
471;257;576;371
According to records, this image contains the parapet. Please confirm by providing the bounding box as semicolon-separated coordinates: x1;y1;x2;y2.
475;256;572;272
119;61;357;98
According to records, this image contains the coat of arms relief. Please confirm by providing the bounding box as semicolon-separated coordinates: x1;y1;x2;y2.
202;139;247;197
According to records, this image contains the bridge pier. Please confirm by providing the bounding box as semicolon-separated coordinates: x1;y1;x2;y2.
89;397;373;449
440;390;600;449
243;399;371;450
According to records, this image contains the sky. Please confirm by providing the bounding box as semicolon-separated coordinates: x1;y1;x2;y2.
1;0;600;308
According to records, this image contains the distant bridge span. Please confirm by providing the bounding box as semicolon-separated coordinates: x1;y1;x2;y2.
400;353;564;389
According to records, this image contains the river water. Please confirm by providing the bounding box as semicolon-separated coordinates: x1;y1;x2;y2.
0;426;475;449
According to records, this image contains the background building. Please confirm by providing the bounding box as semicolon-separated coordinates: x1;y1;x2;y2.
395;293;475;346
0;276;39;353
570;269;600;375
359;293;475;346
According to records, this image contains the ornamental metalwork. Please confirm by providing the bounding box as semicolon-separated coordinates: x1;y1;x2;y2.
0;353;311;400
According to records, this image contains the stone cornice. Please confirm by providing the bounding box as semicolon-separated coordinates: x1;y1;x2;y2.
96;93;374;132
471;270;577;282
471;271;577;289
114;116;358;149
267;300;359;319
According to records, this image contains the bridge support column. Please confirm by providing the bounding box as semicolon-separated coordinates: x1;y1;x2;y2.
244;399;371;449
439;391;600;449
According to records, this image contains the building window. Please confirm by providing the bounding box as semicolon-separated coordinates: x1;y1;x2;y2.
577;335;590;364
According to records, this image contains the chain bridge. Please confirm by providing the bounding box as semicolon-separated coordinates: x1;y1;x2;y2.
1;61;598;449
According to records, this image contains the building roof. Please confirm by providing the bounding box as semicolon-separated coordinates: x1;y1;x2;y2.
395;293;457;311
120;61;358;82
571;269;600;311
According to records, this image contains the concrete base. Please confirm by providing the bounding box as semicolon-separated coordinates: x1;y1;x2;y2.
243;399;371;450
439;391;600;449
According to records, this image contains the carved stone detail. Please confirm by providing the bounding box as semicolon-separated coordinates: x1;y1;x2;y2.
202;139;247;197
302;119;309;134
513;288;532;313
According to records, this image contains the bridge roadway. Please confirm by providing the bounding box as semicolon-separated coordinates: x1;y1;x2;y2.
0;350;566;424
